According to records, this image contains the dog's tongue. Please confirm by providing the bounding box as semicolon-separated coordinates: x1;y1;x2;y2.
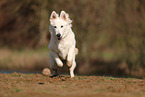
57;37;62;40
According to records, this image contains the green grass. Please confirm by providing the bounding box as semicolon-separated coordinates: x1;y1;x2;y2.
11;73;22;77
15;88;22;92
106;77;117;81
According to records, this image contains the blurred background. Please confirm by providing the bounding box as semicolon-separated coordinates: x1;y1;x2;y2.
0;0;144;77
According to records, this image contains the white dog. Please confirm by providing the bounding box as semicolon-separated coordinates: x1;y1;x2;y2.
48;11;78;78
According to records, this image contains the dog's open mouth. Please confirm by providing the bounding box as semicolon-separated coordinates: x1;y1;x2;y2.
57;36;62;40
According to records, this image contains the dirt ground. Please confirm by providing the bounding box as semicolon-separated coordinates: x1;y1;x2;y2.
0;73;145;97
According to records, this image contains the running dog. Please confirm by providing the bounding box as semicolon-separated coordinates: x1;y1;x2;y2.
48;11;78;78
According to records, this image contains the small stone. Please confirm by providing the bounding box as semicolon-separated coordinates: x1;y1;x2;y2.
42;68;51;76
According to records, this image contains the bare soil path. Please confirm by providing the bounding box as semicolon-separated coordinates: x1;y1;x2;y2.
0;73;145;97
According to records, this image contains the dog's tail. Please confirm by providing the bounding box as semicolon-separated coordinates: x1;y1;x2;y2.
75;48;78;55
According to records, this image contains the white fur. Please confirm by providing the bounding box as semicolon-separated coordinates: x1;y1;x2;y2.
48;11;77;78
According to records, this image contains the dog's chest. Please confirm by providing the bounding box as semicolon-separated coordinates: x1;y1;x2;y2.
57;41;70;60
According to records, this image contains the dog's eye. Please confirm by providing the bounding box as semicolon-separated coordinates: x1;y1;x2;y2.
61;26;63;28
54;26;57;28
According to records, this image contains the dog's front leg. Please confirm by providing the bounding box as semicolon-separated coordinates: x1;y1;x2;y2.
50;51;63;67
67;45;76;78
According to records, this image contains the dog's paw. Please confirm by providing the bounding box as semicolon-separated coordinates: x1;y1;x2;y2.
66;61;72;67
70;74;74;78
56;59;63;67
57;61;63;67
58;63;63;67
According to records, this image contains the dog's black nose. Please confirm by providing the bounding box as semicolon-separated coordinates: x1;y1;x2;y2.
56;33;61;37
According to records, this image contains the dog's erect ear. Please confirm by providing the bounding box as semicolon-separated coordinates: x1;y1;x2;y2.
50;11;58;20
60;11;72;23
60;11;68;20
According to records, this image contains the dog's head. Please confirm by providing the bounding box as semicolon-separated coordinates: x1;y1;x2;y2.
49;11;72;40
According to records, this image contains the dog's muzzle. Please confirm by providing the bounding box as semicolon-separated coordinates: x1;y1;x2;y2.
56;33;62;40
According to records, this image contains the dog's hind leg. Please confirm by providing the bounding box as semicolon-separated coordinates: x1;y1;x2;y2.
69;59;76;78
67;45;77;77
